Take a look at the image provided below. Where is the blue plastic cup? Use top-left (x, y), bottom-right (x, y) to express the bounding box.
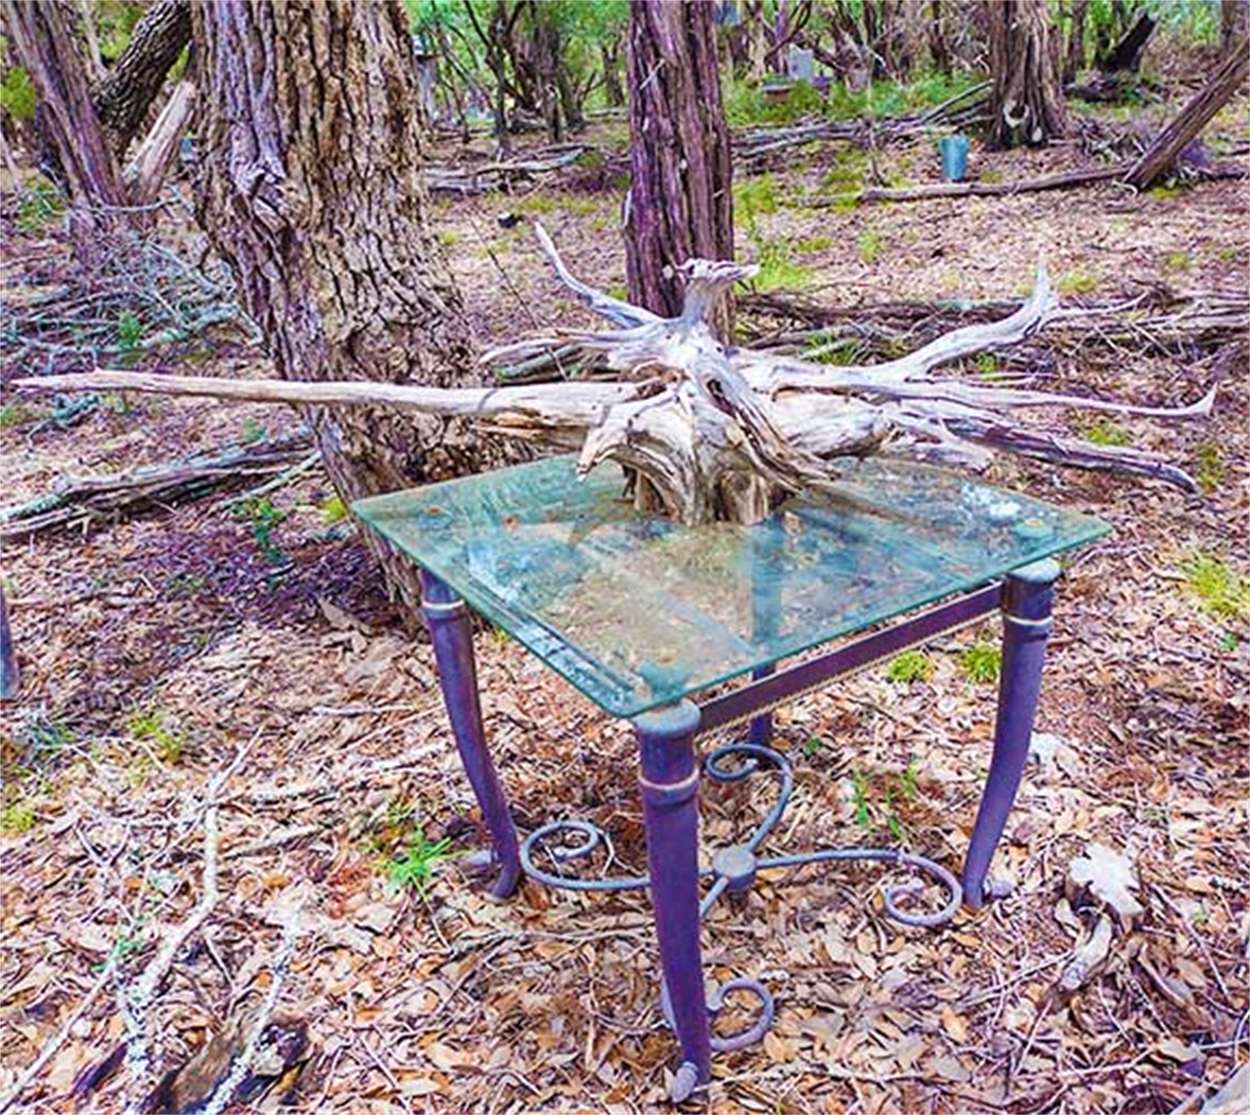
top-left (939, 135), bottom-right (970, 182)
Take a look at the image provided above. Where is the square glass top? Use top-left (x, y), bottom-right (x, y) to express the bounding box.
top-left (354, 456), bottom-right (1108, 719)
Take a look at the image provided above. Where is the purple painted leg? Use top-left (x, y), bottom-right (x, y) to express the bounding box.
top-left (635, 700), bottom-right (711, 1103)
top-left (963, 559), bottom-right (1060, 910)
top-left (0, 587), bottom-right (18, 702)
top-left (420, 570), bottom-right (521, 899)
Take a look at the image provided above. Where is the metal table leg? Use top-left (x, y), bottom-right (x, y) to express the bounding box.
top-left (962, 558), bottom-right (1060, 909)
top-left (0, 587), bottom-right (18, 702)
top-left (419, 570), bottom-right (521, 899)
top-left (634, 701), bottom-right (711, 1103)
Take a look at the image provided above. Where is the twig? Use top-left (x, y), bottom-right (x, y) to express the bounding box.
top-left (197, 916), bottom-right (302, 1115)
top-left (121, 805), bottom-right (221, 1106)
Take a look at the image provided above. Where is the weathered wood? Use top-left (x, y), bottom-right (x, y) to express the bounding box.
top-left (18, 224), bottom-right (1212, 525)
top-left (191, 0), bottom-right (523, 609)
top-left (625, 0), bottom-right (734, 336)
top-left (988, 0), bottom-right (1069, 147)
top-left (1124, 40), bottom-right (1250, 189)
top-left (126, 79), bottom-right (195, 205)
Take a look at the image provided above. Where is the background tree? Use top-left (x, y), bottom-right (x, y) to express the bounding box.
top-left (192, 0), bottom-right (517, 609)
top-left (3, 0), bottom-right (129, 227)
top-left (624, 0), bottom-right (734, 336)
top-left (987, 0), bottom-right (1068, 147)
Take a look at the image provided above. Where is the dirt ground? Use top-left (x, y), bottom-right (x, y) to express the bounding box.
top-left (2, 85), bottom-right (1248, 1115)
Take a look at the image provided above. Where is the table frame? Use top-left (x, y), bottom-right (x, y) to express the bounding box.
top-left (417, 558), bottom-right (1059, 1100)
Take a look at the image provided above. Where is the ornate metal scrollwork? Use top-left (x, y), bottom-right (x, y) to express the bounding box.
top-left (519, 739), bottom-right (963, 1053)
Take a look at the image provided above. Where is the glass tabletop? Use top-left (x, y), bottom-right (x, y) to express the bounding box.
top-left (354, 456), bottom-right (1109, 719)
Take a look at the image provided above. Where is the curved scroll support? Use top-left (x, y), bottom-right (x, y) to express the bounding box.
top-left (704, 742), bottom-right (794, 853)
top-left (519, 819), bottom-right (649, 892)
top-left (661, 976), bottom-right (777, 1054)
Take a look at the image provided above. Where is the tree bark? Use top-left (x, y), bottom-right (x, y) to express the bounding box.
top-left (625, 0), bottom-right (734, 337)
top-left (191, 0), bottom-right (519, 609)
top-left (1222, 0), bottom-right (1249, 56)
top-left (3, 0), bottom-right (130, 224)
top-left (1064, 0), bottom-right (1089, 84)
top-left (987, 0), bottom-right (1069, 148)
top-left (93, 0), bottom-right (191, 158)
top-left (1124, 39), bottom-right (1250, 189)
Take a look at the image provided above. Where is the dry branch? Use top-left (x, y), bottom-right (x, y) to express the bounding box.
top-left (0, 430), bottom-right (316, 540)
top-left (15, 224), bottom-right (1212, 525)
top-left (1125, 38), bottom-right (1250, 189)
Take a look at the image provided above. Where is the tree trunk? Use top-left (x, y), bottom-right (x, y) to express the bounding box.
top-left (600, 41), bottom-right (625, 107)
top-left (3, 0), bottom-right (129, 225)
top-left (1064, 0), bottom-right (1089, 84)
top-left (1124, 39), bottom-right (1249, 189)
top-left (928, 0), bottom-right (951, 71)
top-left (625, 0), bottom-right (734, 338)
top-left (987, 0), bottom-right (1069, 148)
top-left (191, 0), bottom-right (519, 610)
top-left (1097, 13), bottom-right (1155, 73)
top-left (1221, 0), bottom-right (1248, 55)
top-left (93, 0), bottom-right (191, 159)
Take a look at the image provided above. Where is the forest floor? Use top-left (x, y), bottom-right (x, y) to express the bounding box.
top-left (2, 81), bottom-right (1248, 1115)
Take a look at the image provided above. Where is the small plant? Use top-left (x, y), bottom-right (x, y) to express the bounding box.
top-left (1083, 420), bottom-right (1134, 447)
top-left (975, 352), bottom-right (1002, 382)
top-left (733, 173), bottom-right (779, 220)
top-left (802, 735), bottom-right (827, 759)
top-left (1183, 553), bottom-right (1250, 622)
top-left (959, 641), bottom-right (1002, 684)
top-left (16, 179), bottom-right (65, 236)
top-left (320, 494), bottom-right (349, 524)
top-left (1193, 442), bottom-right (1224, 495)
top-left (1, 799), bottom-right (36, 836)
top-left (857, 229), bottom-right (884, 265)
top-left (899, 756), bottom-right (920, 802)
top-left (0, 403), bottom-right (44, 429)
top-left (385, 823), bottom-right (456, 896)
top-left (125, 705), bottom-right (186, 764)
top-left (885, 650), bottom-right (933, 684)
top-left (1164, 251), bottom-right (1192, 272)
top-left (116, 310), bottom-right (144, 351)
top-left (239, 418), bottom-right (267, 444)
top-left (794, 234), bottom-right (833, 254)
top-left (235, 496), bottom-right (289, 566)
top-left (850, 770), bottom-right (872, 829)
top-left (1058, 271), bottom-right (1098, 297)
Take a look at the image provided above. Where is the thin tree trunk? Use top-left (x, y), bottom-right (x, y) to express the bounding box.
top-left (928, 0), bottom-right (950, 70)
top-left (1064, 0), bottom-right (1089, 83)
top-left (3, 0), bottom-right (129, 226)
top-left (1124, 39), bottom-right (1249, 189)
top-left (625, 0), bottom-right (734, 337)
top-left (93, 0), bottom-right (191, 159)
top-left (988, 0), bottom-right (1069, 148)
top-left (192, 0), bottom-right (520, 610)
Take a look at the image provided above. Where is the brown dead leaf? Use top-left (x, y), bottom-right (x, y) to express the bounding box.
top-left (939, 1004), bottom-right (969, 1044)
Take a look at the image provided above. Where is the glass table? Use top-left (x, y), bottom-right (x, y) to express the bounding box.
top-left (354, 455), bottom-right (1108, 1100)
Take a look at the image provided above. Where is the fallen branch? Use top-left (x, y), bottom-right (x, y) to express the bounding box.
top-left (424, 145), bottom-right (590, 193)
top-left (0, 429), bottom-right (316, 540)
top-left (119, 805), bottom-right (221, 1099)
top-left (808, 161), bottom-right (1248, 207)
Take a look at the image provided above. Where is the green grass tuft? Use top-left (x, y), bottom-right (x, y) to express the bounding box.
top-left (885, 650), bottom-right (933, 684)
top-left (959, 642), bottom-right (1002, 684)
top-left (1183, 553), bottom-right (1250, 622)
top-left (1082, 420), bottom-right (1134, 447)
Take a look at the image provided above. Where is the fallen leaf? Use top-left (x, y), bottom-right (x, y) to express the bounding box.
top-left (1067, 843), bottom-right (1144, 918)
top-left (939, 1004), bottom-right (969, 1044)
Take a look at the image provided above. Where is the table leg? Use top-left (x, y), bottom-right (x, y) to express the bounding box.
top-left (963, 559), bottom-right (1060, 910)
top-left (419, 570), bottom-right (521, 899)
top-left (635, 700), bottom-right (711, 1102)
top-left (0, 587), bottom-right (18, 701)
